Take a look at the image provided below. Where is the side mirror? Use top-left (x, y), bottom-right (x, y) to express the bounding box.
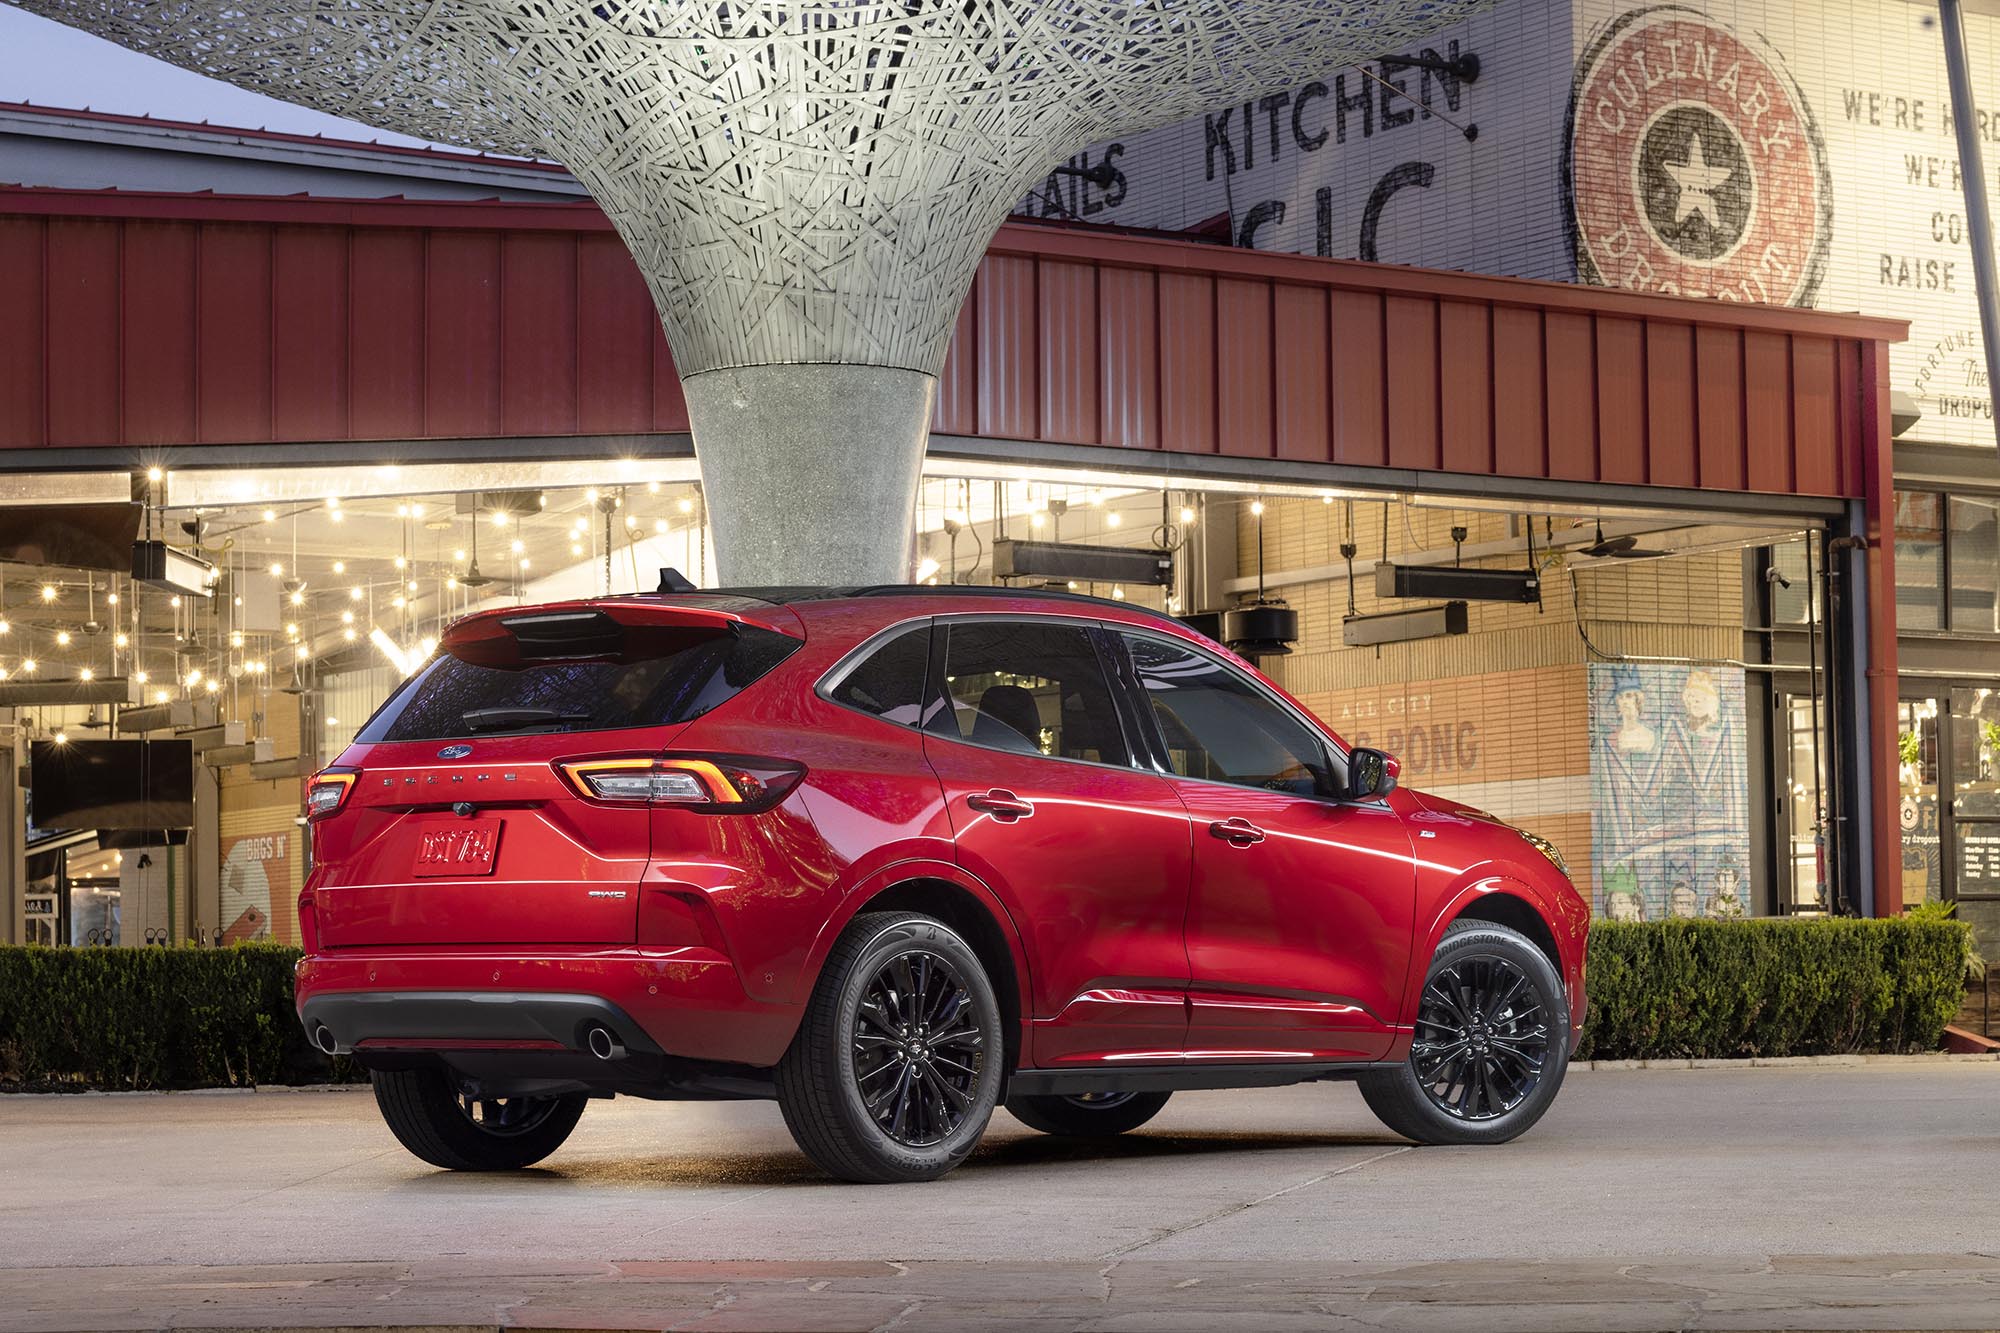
top-left (1346, 747), bottom-right (1399, 802)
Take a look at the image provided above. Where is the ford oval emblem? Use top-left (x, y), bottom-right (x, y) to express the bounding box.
top-left (437, 744), bottom-right (473, 759)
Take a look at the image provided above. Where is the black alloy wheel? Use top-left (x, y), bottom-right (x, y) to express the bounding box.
top-left (1409, 954), bottom-right (1550, 1121)
top-left (776, 910), bottom-right (1005, 1183)
top-left (851, 947), bottom-right (986, 1147)
top-left (1357, 920), bottom-right (1570, 1146)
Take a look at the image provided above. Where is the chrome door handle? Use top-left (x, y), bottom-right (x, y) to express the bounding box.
top-left (1209, 818), bottom-right (1266, 846)
top-left (968, 789), bottom-right (1035, 821)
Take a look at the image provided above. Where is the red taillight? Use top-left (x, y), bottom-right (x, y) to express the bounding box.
top-left (557, 754), bottom-right (803, 812)
top-left (305, 769), bottom-right (356, 820)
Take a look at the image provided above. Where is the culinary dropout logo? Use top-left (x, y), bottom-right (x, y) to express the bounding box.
top-left (1563, 6), bottom-right (1831, 306)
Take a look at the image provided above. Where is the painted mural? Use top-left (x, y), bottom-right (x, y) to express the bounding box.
top-left (1588, 662), bottom-right (1751, 920)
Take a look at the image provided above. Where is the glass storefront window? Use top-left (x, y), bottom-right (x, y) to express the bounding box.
top-left (1895, 491), bottom-right (1944, 631)
top-left (1769, 541), bottom-right (1817, 626)
top-left (1950, 497), bottom-right (2000, 634)
top-left (1898, 698), bottom-right (1944, 907)
top-left (1951, 687), bottom-right (2000, 818)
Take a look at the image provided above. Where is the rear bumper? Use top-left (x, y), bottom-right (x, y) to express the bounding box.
top-left (294, 945), bottom-right (803, 1068)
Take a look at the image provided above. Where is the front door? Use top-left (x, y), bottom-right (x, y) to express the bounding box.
top-left (1110, 629), bottom-right (1415, 1063)
top-left (922, 617), bottom-right (1192, 1067)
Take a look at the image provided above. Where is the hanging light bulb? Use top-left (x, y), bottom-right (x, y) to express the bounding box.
top-left (40, 584), bottom-right (57, 602)
top-left (134, 670), bottom-right (149, 685)
top-left (79, 667), bottom-right (94, 682)
top-left (113, 632), bottom-right (128, 649)
top-left (332, 561), bottom-right (346, 574)
top-left (268, 562), bottom-right (284, 577)
top-left (1250, 500), bottom-right (1266, 516)
top-left (1180, 507), bottom-right (1196, 525)
top-left (20, 659), bottom-right (35, 673)
top-left (55, 630), bottom-right (71, 647)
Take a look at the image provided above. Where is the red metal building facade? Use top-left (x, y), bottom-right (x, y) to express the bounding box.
top-left (0, 185), bottom-right (1907, 910)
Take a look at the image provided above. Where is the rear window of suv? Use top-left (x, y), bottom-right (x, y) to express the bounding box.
top-left (355, 622), bottom-right (800, 742)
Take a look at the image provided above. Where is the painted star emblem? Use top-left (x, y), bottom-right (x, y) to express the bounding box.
top-left (1665, 134), bottom-right (1734, 229)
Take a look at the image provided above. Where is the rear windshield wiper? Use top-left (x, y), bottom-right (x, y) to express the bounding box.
top-left (459, 707), bottom-right (595, 733)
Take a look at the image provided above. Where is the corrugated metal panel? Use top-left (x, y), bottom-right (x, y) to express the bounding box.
top-left (1273, 284), bottom-right (1328, 463)
top-left (46, 218), bottom-right (120, 446)
top-left (1644, 322), bottom-right (1696, 490)
top-left (1036, 259), bottom-right (1098, 445)
top-left (1329, 289), bottom-right (1383, 468)
top-left (1438, 301), bottom-right (1492, 476)
top-left (1216, 278), bottom-right (1272, 459)
top-left (501, 232), bottom-right (578, 437)
top-left (121, 221), bottom-right (197, 445)
top-left (348, 228), bottom-right (426, 440)
top-left (1158, 272), bottom-right (1215, 454)
top-left (1594, 317), bottom-right (1646, 486)
top-left (0, 218), bottom-right (45, 448)
top-left (425, 231), bottom-right (502, 439)
top-left (1744, 330), bottom-right (1792, 493)
top-left (1694, 325), bottom-right (1745, 492)
top-left (975, 255), bottom-right (1037, 440)
top-left (1096, 266), bottom-right (1157, 449)
top-left (1492, 306), bottom-right (1545, 480)
top-left (0, 196), bottom-right (1902, 506)
top-left (575, 232), bottom-right (653, 436)
top-left (272, 226), bottom-right (349, 442)
top-left (197, 223), bottom-right (272, 443)
top-left (1385, 296), bottom-right (1439, 472)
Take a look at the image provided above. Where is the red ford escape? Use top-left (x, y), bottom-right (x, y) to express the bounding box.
top-left (297, 584), bottom-right (1588, 1183)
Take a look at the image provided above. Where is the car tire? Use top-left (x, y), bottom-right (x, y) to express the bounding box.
top-left (1358, 920), bottom-right (1570, 1146)
top-left (776, 910), bottom-right (1005, 1183)
top-left (1005, 1090), bottom-right (1171, 1137)
top-left (370, 1066), bottom-right (588, 1170)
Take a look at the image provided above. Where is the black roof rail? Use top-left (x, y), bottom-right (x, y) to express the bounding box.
top-left (636, 581), bottom-right (1178, 620)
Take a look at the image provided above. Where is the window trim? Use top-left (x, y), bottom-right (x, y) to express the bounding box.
top-left (813, 615), bottom-right (936, 728)
top-left (920, 612), bottom-right (1147, 773)
top-left (1109, 624), bottom-right (1353, 800)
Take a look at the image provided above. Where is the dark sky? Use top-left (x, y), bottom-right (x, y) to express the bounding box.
top-left (0, 4), bottom-right (440, 146)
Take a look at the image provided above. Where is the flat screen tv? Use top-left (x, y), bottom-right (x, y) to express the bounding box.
top-left (29, 739), bottom-right (195, 830)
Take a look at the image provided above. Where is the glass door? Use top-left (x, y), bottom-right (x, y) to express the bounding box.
top-left (1898, 697), bottom-right (1945, 909)
top-left (1780, 695), bottom-right (1830, 913)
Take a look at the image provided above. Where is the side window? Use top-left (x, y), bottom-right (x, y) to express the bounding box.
top-left (934, 621), bottom-right (1129, 766)
top-left (1121, 633), bottom-right (1335, 795)
top-left (827, 625), bottom-right (931, 726)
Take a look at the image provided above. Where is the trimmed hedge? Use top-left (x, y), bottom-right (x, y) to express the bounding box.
top-left (0, 916), bottom-right (1976, 1089)
top-left (0, 943), bottom-right (355, 1092)
top-left (1578, 917), bottom-right (1972, 1060)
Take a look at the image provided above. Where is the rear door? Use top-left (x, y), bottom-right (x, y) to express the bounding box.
top-left (921, 617), bottom-right (1193, 1066)
top-left (311, 603), bottom-right (801, 947)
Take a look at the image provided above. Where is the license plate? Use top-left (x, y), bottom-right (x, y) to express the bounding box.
top-left (411, 819), bottom-right (502, 878)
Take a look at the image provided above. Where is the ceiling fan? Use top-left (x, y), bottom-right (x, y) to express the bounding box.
top-left (460, 517), bottom-right (495, 589)
top-left (1579, 521), bottom-right (1669, 560)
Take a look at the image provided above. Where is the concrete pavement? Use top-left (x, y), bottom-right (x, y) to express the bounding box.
top-left (3, 1062), bottom-right (2000, 1329)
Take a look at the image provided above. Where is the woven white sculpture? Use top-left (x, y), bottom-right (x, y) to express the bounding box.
top-left (27, 0), bottom-right (1491, 580)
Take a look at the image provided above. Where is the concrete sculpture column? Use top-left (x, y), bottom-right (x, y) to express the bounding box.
top-left (24, 0), bottom-right (1493, 583)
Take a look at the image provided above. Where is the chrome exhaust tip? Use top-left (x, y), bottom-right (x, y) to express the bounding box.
top-left (585, 1026), bottom-right (626, 1061)
top-left (312, 1024), bottom-right (340, 1056)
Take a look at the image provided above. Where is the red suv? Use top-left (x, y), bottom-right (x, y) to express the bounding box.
top-left (298, 585), bottom-right (1588, 1183)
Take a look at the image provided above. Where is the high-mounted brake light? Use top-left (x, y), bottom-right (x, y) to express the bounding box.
top-left (305, 770), bottom-right (356, 820)
top-left (557, 755), bottom-right (803, 812)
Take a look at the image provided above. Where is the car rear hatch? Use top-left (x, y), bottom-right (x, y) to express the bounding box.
top-left (309, 598), bottom-right (803, 948)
